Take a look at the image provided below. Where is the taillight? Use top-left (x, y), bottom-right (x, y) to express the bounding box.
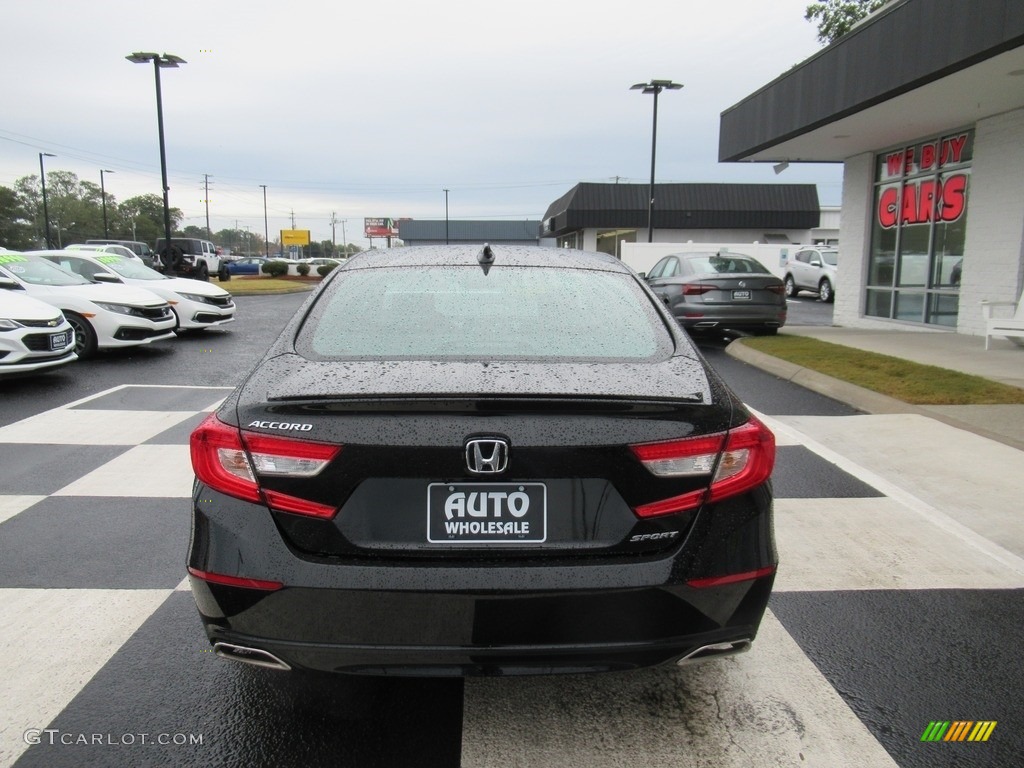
top-left (766, 284), bottom-right (785, 295)
top-left (629, 416), bottom-right (775, 518)
top-left (187, 566), bottom-right (283, 591)
top-left (190, 413), bottom-right (342, 518)
top-left (682, 284), bottom-right (718, 296)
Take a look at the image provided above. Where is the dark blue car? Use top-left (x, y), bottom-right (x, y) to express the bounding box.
top-left (224, 257), bottom-right (269, 276)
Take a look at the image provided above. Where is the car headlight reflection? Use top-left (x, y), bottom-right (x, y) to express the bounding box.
top-left (176, 292), bottom-right (215, 305)
top-left (94, 301), bottom-right (146, 318)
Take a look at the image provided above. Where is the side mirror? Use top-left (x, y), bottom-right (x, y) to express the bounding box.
top-left (94, 273), bottom-right (122, 284)
top-left (0, 277), bottom-right (22, 290)
top-left (810, 260), bottom-right (821, 268)
top-left (637, 272), bottom-right (647, 279)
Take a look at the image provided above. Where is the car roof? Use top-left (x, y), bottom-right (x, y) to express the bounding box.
top-left (345, 245), bottom-right (628, 272)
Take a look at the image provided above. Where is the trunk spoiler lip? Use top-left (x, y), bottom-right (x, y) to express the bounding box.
top-left (260, 393), bottom-right (706, 408)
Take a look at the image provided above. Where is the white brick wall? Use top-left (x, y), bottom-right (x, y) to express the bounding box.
top-left (959, 108), bottom-right (1024, 335)
top-left (833, 153), bottom-right (877, 327)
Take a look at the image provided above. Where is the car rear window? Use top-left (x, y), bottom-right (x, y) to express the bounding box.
top-left (687, 255), bottom-right (770, 275)
top-left (296, 265), bottom-right (673, 361)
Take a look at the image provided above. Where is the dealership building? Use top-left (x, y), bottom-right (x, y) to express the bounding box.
top-left (719, 0), bottom-right (1024, 336)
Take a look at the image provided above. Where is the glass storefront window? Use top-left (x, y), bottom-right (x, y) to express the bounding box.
top-left (865, 289), bottom-right (894, 318)
top-left (867, 129), bottom-right (972, 326)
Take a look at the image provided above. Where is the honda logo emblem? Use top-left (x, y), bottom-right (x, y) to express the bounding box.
top-left (465, 438), bottom-right (509, 474)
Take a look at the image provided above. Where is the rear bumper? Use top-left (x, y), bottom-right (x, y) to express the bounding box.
top-left (187, 484), bottom-right (776, 676)
top-left (190, 576), bottom-right (773, 676)
top-left (670, 301), bottom-right (786, 332)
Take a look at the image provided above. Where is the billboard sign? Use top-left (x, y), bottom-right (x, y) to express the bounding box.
top-left (281, 229), bottom-right (311, 246)
top-left (364, 217), bottom-right (398, 237)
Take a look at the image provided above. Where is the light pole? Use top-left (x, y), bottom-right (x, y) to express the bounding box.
top-left (39, 152), bottom-right (55, 248)
top-left (127, 51), bottom-right (186, 270)
top-left (630, 79), bottom-right (683, 243)
top-left (443, 188), bottom-right (450, 245)
top-left (260, 184), bottom-right (269, 257)
top-left (100, 169), bottom-right (115, 238)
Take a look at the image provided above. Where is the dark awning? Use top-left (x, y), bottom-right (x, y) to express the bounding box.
top-left (541, 182), bottom-right (820, 237)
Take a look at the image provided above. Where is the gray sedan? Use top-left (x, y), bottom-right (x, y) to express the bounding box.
top-left (644, 252), bottom-right (787, 335)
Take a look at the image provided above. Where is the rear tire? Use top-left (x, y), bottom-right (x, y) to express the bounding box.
top-left (819, 278), bottom-right (834, 303)
top-left (65, 312), bottom-right (98, 359)
top-left (197, 262), bottom-right (210, 281)
top-left (784, 275), bottom-right (798, 298)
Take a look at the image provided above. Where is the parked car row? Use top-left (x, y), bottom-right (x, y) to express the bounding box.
top-left (222, 255), bottom-right (346, 276)
top-left (0, 248), bottom-right (235, 376)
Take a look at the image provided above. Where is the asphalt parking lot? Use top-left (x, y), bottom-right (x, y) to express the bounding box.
top-left (2, 292), bottom-right (1021, 768)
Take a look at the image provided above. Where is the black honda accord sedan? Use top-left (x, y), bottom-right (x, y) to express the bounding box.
top-left (187, 244), bottom-right (777, 676)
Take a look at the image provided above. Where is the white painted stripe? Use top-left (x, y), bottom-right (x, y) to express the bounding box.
top-left (461, 610), bottom-right (898, 767)
top-left (0, 496), bottom-right (46, 526)
top-left (0, 410), bottom-right (196, 445)
top-left (748, 409), bottom-right (1024, 579)
top-left (0, 589), bottom-right (171, 767)
top-left (774, 498), bottom-right (1024, 591)
top-left (53, 445), bottom-right (193, 498)
top-left (38, 384), bottom-right (232, 412)
top-left (749, 410), bottom-right (800, 446)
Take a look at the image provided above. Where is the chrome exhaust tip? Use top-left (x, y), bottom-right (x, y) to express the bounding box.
top-left (676, 639), bottom-right (752, 666)
top-left (213, 642), bottom-right (291, 671)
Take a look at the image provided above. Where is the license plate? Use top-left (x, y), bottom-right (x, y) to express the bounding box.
top-left (49, 331), bottom-right (71, 351)
top-left (427, 482), bottom-right (546, 543)
top-left (732, 290), bottom-right (751, 300)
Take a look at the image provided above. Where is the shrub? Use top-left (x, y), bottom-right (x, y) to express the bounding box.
top-left (264, 260), bottom-right (289, 277)
top-left (296, 263), bottom-right (311, 276)
top-left (317, 264), bottom-right (337, 277)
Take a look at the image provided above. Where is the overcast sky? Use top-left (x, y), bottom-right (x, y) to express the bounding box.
top-left (1, 0), bottom-right (843, 247)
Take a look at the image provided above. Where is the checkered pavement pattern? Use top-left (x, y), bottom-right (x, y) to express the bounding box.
top-left (2, 385), bottom-right (1021, 768)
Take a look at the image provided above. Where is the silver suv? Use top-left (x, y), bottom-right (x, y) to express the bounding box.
top-left (784, 247), bottom-right (838, 303)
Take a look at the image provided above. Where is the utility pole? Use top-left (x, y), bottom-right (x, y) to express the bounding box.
top-left (259, 185), bottom-right (269, 257)
top-left (330, 212), bottom-right (338, 255)
top-left (341, 220), bottom-right (347, 256)
top-left (203, 174), bottom-right (212, 238)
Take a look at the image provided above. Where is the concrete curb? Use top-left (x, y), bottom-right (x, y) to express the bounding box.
top-left (726, 338), bottom-right (1024, 452)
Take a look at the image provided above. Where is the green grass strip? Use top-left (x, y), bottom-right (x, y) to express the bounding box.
top-left (740, 335), bottom-right (1024, 405)
top-left (213, 277), bottom-right (314, 295)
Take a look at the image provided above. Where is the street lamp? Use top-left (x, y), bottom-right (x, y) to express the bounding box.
top-left (260, 185), bottom-right (269, 257)
top-left (39, 152), bottom-right (55, 248)
top-left (100, 169), bottom-right (115, 238)
top-left (126, 51), bottom-right (186, 271)
top-left (630, 79), bottom-right (683, 243)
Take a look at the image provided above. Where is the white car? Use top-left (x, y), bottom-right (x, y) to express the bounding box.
top-left (0, 252), bottom-right (175, 358)
top-left (784, 246), bottom-right (839, 304)
top-left (66, 243), bottom-right (142, 262)
top-left (34, 250), bottom-right (235, 332)
top-left (0, 290), bottom-right (77, 375)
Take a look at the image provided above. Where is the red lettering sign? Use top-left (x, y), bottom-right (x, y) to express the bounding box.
top-left (878, 187), bottom-right (899, 228)
top-left (877, 174), bottom-right (968, 229)
top-left (886, 152), bottom-right (905, 178)
top-left (943, 134), bottom-right (968, 166)
top-left (919, 142), bottom-right (936, 171)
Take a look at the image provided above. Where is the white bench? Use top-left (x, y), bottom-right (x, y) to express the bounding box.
top-left (982, 288), bottom-right (1024, 350)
